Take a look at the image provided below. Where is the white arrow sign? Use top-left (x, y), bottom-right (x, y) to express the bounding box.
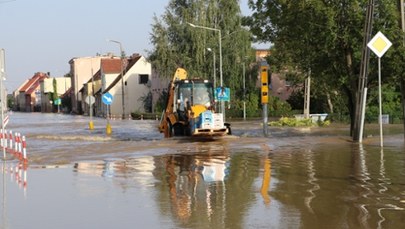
top-left (102, 92), bottom-right (113, 105)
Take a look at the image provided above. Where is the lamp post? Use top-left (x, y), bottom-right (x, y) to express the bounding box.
top-left (187, 23), bottom-right (225, 122)
top-left (207, 48), bottom-right (218, 111)
top-left (206, 48), bottom-right (216, 88)
top-left (107, 39), bottom-right (125, 119)
top-left (0, 49), bottom-right (4, 159)
top-left (243, 59), bottom-right (246, 121)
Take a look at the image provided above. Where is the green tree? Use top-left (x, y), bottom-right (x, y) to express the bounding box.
top-left (52, 78), bottom-right (58, 101)
top-left (148, 0), bottom-right (253, 117)
top-left (366, 84), bottom-right (402, 123)
top-left (245, 0), bottom-right (405, 134)
top-left (139, 91), bottom-right (153, 113)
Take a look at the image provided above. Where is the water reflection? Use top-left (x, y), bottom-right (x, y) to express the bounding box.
top-left (3, 131), bottom-right (405, 227)
top-left (304, 149), bottom-right (319, 214)
top-left (67, 140), bottom-right (405, 228)
top-left (352, 143), bottom-right (372, 228)
top-left (74, 160), bottom-right (116, 178)
top-left (1, 161), bottom-right (28, 196)
top-left (264, 139), bottom-right (405, 228)
top-left (162, 152), bottom-right (231, 225)
top-left (2, 161), bottom-right (8, 229)
top-left (376, 148), bottom-right (405, 229)
top-left (3, 112), bottom-right (405, 228)
top-left (2, 160), bottom-right (28, 229)
top-left (151, 144), bottom-right (231, 227)
top-left (260, 156), bottom-right (271, 206)
top-left (70, 145), bottom-right (270, 228)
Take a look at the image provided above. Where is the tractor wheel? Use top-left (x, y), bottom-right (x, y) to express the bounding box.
top-left (225, 123), bottom-right (232, 135)
top-left (173, 124), bottom-right (185, 136)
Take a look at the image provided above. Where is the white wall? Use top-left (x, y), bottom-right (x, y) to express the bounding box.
top-left (109, 56), bottom-right (151, 117)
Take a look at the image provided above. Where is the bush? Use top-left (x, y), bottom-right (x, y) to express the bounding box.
top-left (268, 96), bottom-right (293, 117)
top-left (269, 116), bottom-right (330, 127)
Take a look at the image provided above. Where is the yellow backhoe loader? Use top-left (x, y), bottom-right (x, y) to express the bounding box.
top-left (158, 68), bottom-right (231, 138)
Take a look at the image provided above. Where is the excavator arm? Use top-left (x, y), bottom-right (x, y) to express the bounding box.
top-left (158, 68), bottom-right (187, 137)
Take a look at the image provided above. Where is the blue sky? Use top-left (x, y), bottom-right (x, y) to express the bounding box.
top-left (0, 0), bottom-right (267, 91)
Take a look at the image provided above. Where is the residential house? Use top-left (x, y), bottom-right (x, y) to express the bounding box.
top-left (40, 77), bottom-right (71, 112)
top-left (102, 54), bottom-right (151, 118)
top-left (256, 49), bottom-right (271, 62)
top-left (12, 79), bottom-right (28, 111)
top-left (69, 54), bottom-right (117, 114)
top-left (81, 58), bottom-right (121, 116)
top-left (270, 73), bottom-right (293, 101)
top-left (15, 72), bottom-right (48, 112)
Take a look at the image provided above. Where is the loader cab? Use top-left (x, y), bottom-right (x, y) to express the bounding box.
top-left (176, 79), bottom-right (215, 114)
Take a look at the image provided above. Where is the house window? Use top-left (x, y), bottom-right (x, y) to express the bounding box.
top-left (139, 74), bottom-right (149, 84)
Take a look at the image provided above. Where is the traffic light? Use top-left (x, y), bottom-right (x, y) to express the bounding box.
top-left (260, 65), bottom-right (269, 104)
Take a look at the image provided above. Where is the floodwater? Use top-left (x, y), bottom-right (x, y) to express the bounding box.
top-left (1, 112), bottom-right (405, 228)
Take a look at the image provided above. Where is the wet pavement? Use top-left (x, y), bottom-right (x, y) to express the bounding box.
top-left (1, 112), bottom-right (405, 228)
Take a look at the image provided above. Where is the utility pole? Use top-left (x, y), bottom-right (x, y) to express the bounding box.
top-left (0, 49), bottom-right (5, 159)
top-left (303, 71), bottom-right (311, 119)
top-left (243, 59), bottom-right (246, 120)
top-left (400, 0), bottom-right (405, 139)
top-left (107, 39), bottom-right (125, 119)
top-left (353, 0), bottom-right (374, 141)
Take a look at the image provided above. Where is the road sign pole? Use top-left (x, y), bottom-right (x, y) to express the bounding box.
top-left (102, 92), bottom-right (114, 135)
top-left (367, 31), bottom-right (392, 148)
top-left (378, 57), bottom-right (383, 147)
top-left (85, 95), bottom-right (95, 130)
top-left (89, 96), bottom-right (94, 130)
top-left (106, 104), bottom-right (112, 135)
top-left (263, 104), bottom-right (268, 136)
top-left (1, 49), bottom-right (6, 159)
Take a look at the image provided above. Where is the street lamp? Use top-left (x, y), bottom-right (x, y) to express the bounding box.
top-left (0, 49), bottom-right (5, 159)
top-left (207, 48), bottom-right (218, 112)
top-left (107, 39), bottom-right (125, 119)
top-left (243, 59), bottom-right (246, 121)
top-left (187, 22), bottom-right (225, 122)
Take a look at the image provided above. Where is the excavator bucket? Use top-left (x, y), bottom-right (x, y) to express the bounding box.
top-left (173, 68), bottom-right (187, 81)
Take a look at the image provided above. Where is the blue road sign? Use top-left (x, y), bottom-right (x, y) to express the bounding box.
top-left (215, 87), bottom-right (230, 102)
top-left (54, 98), bottom-right (61, 105)
top-left (102, 92), bottom-right (114, 105)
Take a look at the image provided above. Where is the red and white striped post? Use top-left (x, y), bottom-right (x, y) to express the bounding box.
top-left (18, 133), bottom-right (22, 156)
top-left (22, 136), bottom-right (27, 163)
top-left (23, 166), bottom-right (27, 195)
top-left (14, 132), bottom-right (18, 154)
top-left (0, 129), bottom-right (3, 148)
top-left (4, 129), bottom-right (7, 149)
top-left (9, 130), bottom-right (13, 151)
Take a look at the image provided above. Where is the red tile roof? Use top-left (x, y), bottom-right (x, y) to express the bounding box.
top-left (25, 82), bottom-right (40, 95)
top-left (104, 55), bottom-right (142, 92)
top-left (89, 58), bottom-right (122, 82)
top-left (101, 58), bottom-right (122, 74)
top-left (19, 72), bottom-right (48, 94)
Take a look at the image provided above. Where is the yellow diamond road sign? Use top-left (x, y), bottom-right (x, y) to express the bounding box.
top-left (367, 31), bottom-right (392, 58)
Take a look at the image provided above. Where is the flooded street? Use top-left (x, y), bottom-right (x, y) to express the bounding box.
top-left (1, 112), bottom-right (405, 228)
